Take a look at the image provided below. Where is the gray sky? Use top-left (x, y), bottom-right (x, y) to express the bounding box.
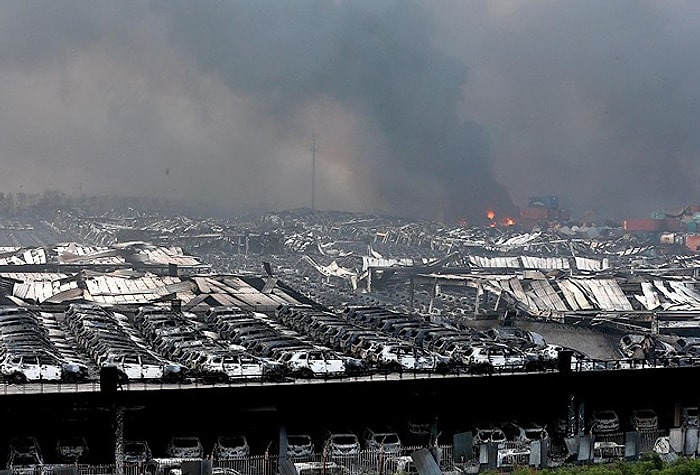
top-left (1, 0), bottom-right (699, 223)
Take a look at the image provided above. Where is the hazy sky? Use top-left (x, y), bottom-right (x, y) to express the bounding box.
top-left (1, 0), bottom-right (699, 223)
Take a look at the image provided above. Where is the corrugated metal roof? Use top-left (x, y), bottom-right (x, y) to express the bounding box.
top-left (0, 272), bottom-right (69, 281)
top-left (190, 275), bottom-right (302, 311)
top-left (141, 246), bottom-right (202, 266)
top-left (528, 279), bottom-right (569, 312)
top-left (573, 278), bottom-right (634, 311)
top-left (468, 256), bottom-right (521, 268)
top-left (83, 274), bottom-right (196, 305)
top-left (635, 282), bottom-right (662, 311)
top-left (655, 280), bottom-right (700, 309)
top-left (558, 279), bottom-right (595, 311)
top-left (362, 256), bottom-right (432, 272)
top-left (56, 243), bottom-right (124, 265)
top-left (498, 277), bottom-right (530, 306)
top-left (520, 256), bottom-right (571, 270)
top-left (574, 256), bottom-right (609, 272)
top-left (13, 279), bottom-right (80, 303)
top-left (0, 247), bottom-right (47, 265)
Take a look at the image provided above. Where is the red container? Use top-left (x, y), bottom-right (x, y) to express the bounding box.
top-left (623, 218), bottom-right (667, 232)
top-left (520, 207), bottom-right (548, 220)
top-left (685, 234), bottom-right (700, 252)
top-left (665, 219), bottom-right (683, 232)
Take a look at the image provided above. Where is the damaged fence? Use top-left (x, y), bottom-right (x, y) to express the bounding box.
top-left (10, 433), bottom-right (683, 475)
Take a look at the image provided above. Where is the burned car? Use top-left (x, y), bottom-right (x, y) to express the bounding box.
top-left (322, 430), bottom-right (361, 457)
top-left (362, 427), bottom-right (402, 455)
top-left (285, 433), bottom-right (315, 459)
top-left (123, 440), bottom-right (152, 464)
top-left (588, 409), bottom-right (620, 434)
top-left (459, 343), bottom-right (528, 374)
top-left (618, 334), bottom-right (676, 361)
top-left (629, 408), bottom-right (659, 432)
top-left (0, 351), bottom-right (63, 384)
top-left (276, 348), bottom-right (347, 378)
top-left (472, 425), bottom-right (508, 447)
top-left (212, 435), bottom-right (250, 460)
top-left (165, 435), bottom-right (204, 459)
top-left (6, 436), bottom-right (44, 469)
top-left (56, 434), bottom-right (89, 462)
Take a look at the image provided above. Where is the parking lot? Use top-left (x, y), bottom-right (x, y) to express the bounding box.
top-left (1, 208), bottom-right (700, 472)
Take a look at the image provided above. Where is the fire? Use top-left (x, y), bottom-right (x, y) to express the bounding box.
top-left (484, 210), bottom-right (514, 227)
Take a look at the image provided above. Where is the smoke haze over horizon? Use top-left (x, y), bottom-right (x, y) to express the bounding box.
top-left (1, 1), bottom-right (699, 223)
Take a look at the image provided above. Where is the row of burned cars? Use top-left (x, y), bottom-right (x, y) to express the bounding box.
top-left (0, 301), bottom-right (600, 385)
top-left (0, 301), bottom-right (585, 385)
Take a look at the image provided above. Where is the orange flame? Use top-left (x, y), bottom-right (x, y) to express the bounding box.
top-left (486, 210), bottom-right (495, 220)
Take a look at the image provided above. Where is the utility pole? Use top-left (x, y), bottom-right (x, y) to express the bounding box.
top-left (311, 134), bottom-right (318, 210)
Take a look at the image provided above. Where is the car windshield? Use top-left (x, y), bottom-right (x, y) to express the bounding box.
top-left (125, 443), bottom-right (147, 454)
top-left (330, 435), bottom-right (357, 445)
top-left (374, 433), bottom-right (400, 444)
top-left (172, 437), bottom-right (199, 448)
top-left (288, 435), bottom-right (312, 445)
top-left (10, 454), bottom-right (41, 466)
top-left (219, 436), bottom-right (246, 447)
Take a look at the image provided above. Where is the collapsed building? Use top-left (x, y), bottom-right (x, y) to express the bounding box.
top-left (2, 206), bottom-right (700, 471)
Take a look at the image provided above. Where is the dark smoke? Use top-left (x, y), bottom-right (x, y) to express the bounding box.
top-left (156, 0), bottom-right (514, 223)
top-left (3, 1), bottom-right (697, 223)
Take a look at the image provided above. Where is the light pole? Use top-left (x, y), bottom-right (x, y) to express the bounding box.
top-left (311, 134), bottom-right (318, 210)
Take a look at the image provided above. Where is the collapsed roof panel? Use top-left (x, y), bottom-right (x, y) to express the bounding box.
top-left (0, 247), bottom-right (47, 265)
top-left (528, 280), bottom-right (569, 312)
top-left (558, 279), bottom-right (596, 311)
top-left (566, 278), bottom-right (634, 311)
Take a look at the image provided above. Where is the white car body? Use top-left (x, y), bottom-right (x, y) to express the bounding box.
top-left (373, 343), bottom-right (440, 371)
top-left (278, 349), bottom-right (346, 378)
top-left (497, 446), bottom-right (531, 469)
top-left (462, 344), bottom-right (527, 372)
top-left (0, 353), bottom-right (62, 383)
top-left (100, 352), bottom-right (168, 380)
top-left (196, 352), bottom-right (268, 380)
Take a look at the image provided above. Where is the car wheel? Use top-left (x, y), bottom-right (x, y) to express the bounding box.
top-left (470, 363), bottom-right (493, 375)
top-left (11, 373), bottom-right (27, 384)
top-left (299, 368), bottom-right (315, 379)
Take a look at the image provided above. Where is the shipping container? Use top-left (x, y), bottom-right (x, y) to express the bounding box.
top-left (527, 197), bottom-right (544, 208)
top-left (542, 195), bottom-right (560, 209)
top-left (520, 207), bottom-right (549, 219)
top-left (623, 218), bottom-right (667, 232)
top-left (685, 234), bottom-right (700, 252)
top-left (665, 219), bottom-right (683, 232)
top-left (528, 195), bottom-right (560, 209)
